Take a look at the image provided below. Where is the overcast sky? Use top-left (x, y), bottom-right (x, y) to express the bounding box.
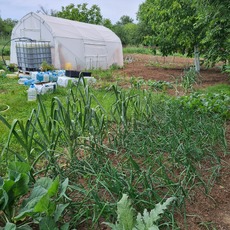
top-left (0, 0), bottom-right (144, 23)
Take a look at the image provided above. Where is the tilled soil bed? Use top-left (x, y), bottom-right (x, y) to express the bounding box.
top-left (119, 54), bottom-right (229, 87)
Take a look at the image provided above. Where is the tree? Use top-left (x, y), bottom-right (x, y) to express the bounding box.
top-left (137, 0), bottom-right (230, 68)
top-left (101, 18), bottom-right (113, 30)
top-left (112, 15), bottom-right (139, 46)
top-left (138, 0), bottom-right (204, 71)
top-left (116, 15), bottom-right (134, 26)
top-left (56, 3), bottom-right (102, 25)
top-left (197, 0), bottom-right (230, 65)
top-left (113, 25), bottom-right (128, 45)
top-left (0, 18), bottom-right (17, 37)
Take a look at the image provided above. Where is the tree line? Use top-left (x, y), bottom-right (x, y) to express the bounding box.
top-left (1, 0), bottom-right (229, 66)
top-left (0, 18), bottom-right (17, 37)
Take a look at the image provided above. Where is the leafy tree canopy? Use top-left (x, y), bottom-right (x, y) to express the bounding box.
top-left (137, 0), bottom-right (203, 56)
top-left (113, 15), bottom-right (140, 46)
top-left (116, 15), bottom-right (134, 26)
top-left (198, 0), bottom-right (230, 65)
top-left (101, 18), bottom-right (113, 29)
top-left (0, 18), bottom-right (17, 36)
top-left (137, 0), bottom-right (230, 65)
top-left (56, 3), bottom-right (103, 25)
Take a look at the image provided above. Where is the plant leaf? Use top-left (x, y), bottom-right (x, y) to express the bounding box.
top-left (8, 162), bottom-right (31, 178)
top-left (54, 203), bottom-right (69, 222)
top-left (14, 185), bottom-right (47, 220)
top-left (60, 223), bottom-right (70, 230)
top-left (39, 216), bottom-right (58, 230)
top-left (35, 177), bottom-right (53, 190)
top-left (149, 197), bottom-right (176, 222)
top-left (33, 193), bottom-right (56, 215)
top-left (58, 178), bottom-right (70, 200)
top-left (11, 173), bottom-right (30, 199)
top-left (47, 176), bottom-right (59, 197)
top-left (0, 188), bottom-right (9, 210)
top-left (116, 194), bottom-right (135, 230)
top-left (3, 222), bottom-right (16, 230)
top-left (134, 213), bottom-right (145, 230)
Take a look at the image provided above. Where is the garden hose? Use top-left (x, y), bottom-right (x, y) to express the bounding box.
top-left (1, 37), bottom-right (33, 68)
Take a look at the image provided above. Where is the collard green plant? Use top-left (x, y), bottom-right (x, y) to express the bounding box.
top-left (0, 161), bottom-right (70, 229)
top-left (14, 176), bottom-right (70, 229)
top-left (104, 194), bottom-right (176, 230)
top-left (176, 92), bottom-right (230, 119)
top-left (0, 162), bottom-right (30, 223)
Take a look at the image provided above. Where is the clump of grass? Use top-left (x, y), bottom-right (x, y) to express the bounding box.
top-left (181, 67), bottom-right (199, 92)
top-left (199, 84), bottom-right (230, 95)
top-left (91, 68), bottom-right (114, 81)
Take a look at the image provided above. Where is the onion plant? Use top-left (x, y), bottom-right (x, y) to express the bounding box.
top-left (0, 80), bottom-right (228, 229)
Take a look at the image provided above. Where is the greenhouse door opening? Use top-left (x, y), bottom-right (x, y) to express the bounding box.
top-left (85, 43), bottom-right (107, 69)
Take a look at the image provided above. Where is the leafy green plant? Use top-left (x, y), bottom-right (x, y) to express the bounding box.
top-left (147, 80), bottom-right (173, 91)
top-left (104, 194), bottom-right (176, 230)
top-left (40, 60), bottom-right (55, 71)
top-left (130, 77), bottom-right (145, 89)
top-left (14, 176), bottom-right (70, 230)
top-left (0, 162), bottom-right (31, 223)
top-left (0, 161), bottom-right (70, 229)
top-left (176, 92), bottom-right (230, 119)
top-left (222, 65), bottom-right (230, 73)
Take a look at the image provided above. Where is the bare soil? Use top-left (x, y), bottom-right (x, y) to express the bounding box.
top-left (119, 54), bottom-right (229, 87)
top-left (116, 54), bottom-right (230, 229)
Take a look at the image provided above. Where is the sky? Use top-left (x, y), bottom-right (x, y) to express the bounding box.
top-left (0, 0), bottom-right (144, 23)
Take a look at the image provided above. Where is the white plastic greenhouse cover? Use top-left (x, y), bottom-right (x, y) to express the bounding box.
top-left (10, 12), bottom-right (123, 70)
